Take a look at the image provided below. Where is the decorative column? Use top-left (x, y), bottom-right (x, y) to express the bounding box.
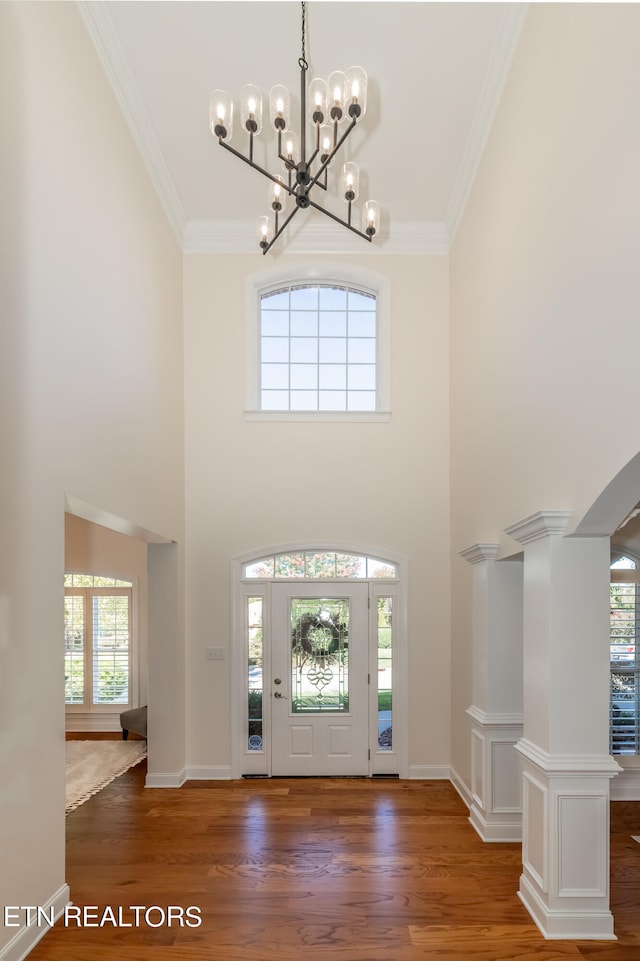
top-left (504, 511), bottom-right (621, 940)
top-left (460, 543), bottom-right (524, 842)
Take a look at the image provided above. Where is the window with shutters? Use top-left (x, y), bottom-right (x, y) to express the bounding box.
top-left (610, 555), bottom-right (640, 755)
top-left (64, 574), bottom-right (133, 712)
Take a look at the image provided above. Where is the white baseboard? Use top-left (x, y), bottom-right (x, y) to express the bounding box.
top-left (469, 804), bottom-right (522, 843)
top-left (65, 713), bottom-right (121, 733)
top-left (145, 768), bottom-right (187, 788)
top-left (518, 874), bottom-right (616, 940)
top-left (0, 884), bottom-right (69, 961)
top-left (449, 767), bottom-right (472, 808)
top-left (407, 764), bottom-right (451, 780)
top-left (185, 765), bottom-right (233, 780)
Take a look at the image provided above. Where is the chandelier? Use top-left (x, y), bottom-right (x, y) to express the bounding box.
top-left (210, 1), bottom-right (380, 254)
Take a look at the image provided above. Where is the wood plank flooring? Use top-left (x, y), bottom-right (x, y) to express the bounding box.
top-left (28, 763), bottom-right (640, 960)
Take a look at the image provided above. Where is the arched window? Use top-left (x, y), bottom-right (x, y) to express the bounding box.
top-left (245, 268), bottom-right (390, 420)
top-left (610, 554), bottom-right (640, 755)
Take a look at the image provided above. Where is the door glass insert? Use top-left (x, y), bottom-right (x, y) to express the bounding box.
top-left (247, 596), bottom-right (264, 751)
top-left (377, 596), bottom-right (393, 750)
top-left (291, 598), bottom-right (349, 713)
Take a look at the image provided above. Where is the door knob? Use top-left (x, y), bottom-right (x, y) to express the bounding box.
top-left (274, 691), bottom-right (287, 699)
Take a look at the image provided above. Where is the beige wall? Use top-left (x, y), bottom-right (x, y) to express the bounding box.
top-left (449, 4), bottom-right (640, 782)
top-left (0, 2), bottom-right (184, 952)
top-left (183, 252), bottom-right (451, 773)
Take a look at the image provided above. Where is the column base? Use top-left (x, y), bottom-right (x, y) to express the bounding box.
top-left (519, 874), bottom-right (616, 940)
top-left (467, 706), bottom-right (523, 842)
top-left (516, 739), bottom-right (621, 940)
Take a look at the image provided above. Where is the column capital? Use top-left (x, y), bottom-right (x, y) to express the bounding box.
top-left (504, 510), bottom-right (572, 545)
top-left (459, 542), bottom-right (499, 565)
top-left (515, 738), bottom-right (622, 778)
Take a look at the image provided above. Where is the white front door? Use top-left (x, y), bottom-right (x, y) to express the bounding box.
top-left (271, 582), bottom-right (370, 775)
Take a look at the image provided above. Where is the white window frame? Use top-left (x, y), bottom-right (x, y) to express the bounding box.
top-left (610, 553), bottom-right (640, 761)
top-left (245, 264), bottom-right (391, 422)
top-left (64, 580), bottom-right (135, 717)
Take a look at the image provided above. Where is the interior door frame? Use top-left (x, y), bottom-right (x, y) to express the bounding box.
top-left (231, 545), bottom-right (408, 779)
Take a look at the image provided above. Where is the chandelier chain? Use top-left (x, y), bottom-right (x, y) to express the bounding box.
top-left (299, 1), bottom-right (308, 70)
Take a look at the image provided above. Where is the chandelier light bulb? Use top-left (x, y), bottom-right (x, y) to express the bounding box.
top-left (269, 178), bottom-right (287, 213)
top-left (308, 78), bottom-right (327, 126)
top-left (269, 84), bottom-right (290, 131)
top-left (256, 216), bottom-right (274, 250)
top-left (210, 89), bottom-right (233, 140)
top-left (241, 84), bottom-right (263, 135)
top-left (362, 200), bottom-right (380, 238)
top-left (345, 67), bottom-right (367, 119)
top-left (327, 71), bottom-right (346, 124)
top-left (343, 162), bottom-right (360, 203)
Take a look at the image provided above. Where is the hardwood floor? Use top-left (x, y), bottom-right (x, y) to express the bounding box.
top-left (29, 764), bottom-right (640, 960)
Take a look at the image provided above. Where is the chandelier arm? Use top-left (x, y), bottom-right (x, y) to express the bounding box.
top-left (261, 205), bottom-right (301, 255)
top-left (218, 139), bottom-right (297, 198)
top-left (305, 196), bottom-right (372, 243)
top-left (306, 117), bottom-right (357, 192)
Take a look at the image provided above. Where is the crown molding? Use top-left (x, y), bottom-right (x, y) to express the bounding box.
top-left (76, 1), bottom-right (186, 244)
top-left (459, 542), bottom-right (499, 566)
top-left (183, 219), bottom-right (448, 255)
top-left (445, 3), bottom-right (528, 246)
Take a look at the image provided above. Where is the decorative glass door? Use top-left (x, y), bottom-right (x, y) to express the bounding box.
top-left (271, 582), bottom-right (369, 775)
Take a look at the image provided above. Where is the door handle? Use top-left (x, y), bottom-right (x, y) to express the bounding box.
top-left (274, 691), bottom-right (288, 699)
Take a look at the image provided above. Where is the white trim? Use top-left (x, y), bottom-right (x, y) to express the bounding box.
top-left (469, 806), bottom-right (523, 843)
top-left (504, 511), bottom-right (573, 546)
top-left (518, 875), bottom-right (617, 941)
top-left (245, 263), bottom-right (391, 418)
top-left (76, 2), bottom-right (186, 243)
top-left (515, 739), bottom-right (622, 778)
top-left (459, 543), bottom-right (499, 565)
top-left (145, 768), bottom-right (187, 788)
top-left (183, 219), bottom-right (448, 255)
top-left (446, 4), bottom-right (529, 245)
top-left (0, 884), bottom-right (70, 961)
top-left (408, 765), bottom-right (451, 780)
top-left (449, 767), bottom-right (473, 808)
top-left (466, 705), bottom-right (524, 727)
top-left (184, 765), bottom-right (233, 780)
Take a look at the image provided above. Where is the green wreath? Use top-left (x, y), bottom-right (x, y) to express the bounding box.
top-left (292, 610), bottom-right (348, 658)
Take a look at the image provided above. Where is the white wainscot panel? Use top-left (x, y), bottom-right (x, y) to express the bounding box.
top-left (492, 741), bottom-right (521, 812)
top-left (471, 728), bottom-right (485, 808)
top-left (558, 794), bottom-right (608, 897)
top-left (523, 771), bottom-right (547, 892)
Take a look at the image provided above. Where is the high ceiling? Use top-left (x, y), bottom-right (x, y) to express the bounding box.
top-left (79, 1), bottom-right (527, 253)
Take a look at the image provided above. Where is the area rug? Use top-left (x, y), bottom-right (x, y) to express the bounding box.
top-left (66, 740), bottom-right (146, 814)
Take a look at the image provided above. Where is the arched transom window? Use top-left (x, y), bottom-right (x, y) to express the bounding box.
top-left (243, 550), bottom-right (397, 579)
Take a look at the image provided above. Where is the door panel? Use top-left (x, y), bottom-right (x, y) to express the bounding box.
top-left (271, 582), bottom-right (369, 775)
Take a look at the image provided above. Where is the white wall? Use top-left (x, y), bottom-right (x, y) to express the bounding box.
top-left (0, 2), bottom-right (184, 954)
top-left (449, 4), bottom-right (640, 783)
top-left (183, 252), bottom-right (451, 774)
